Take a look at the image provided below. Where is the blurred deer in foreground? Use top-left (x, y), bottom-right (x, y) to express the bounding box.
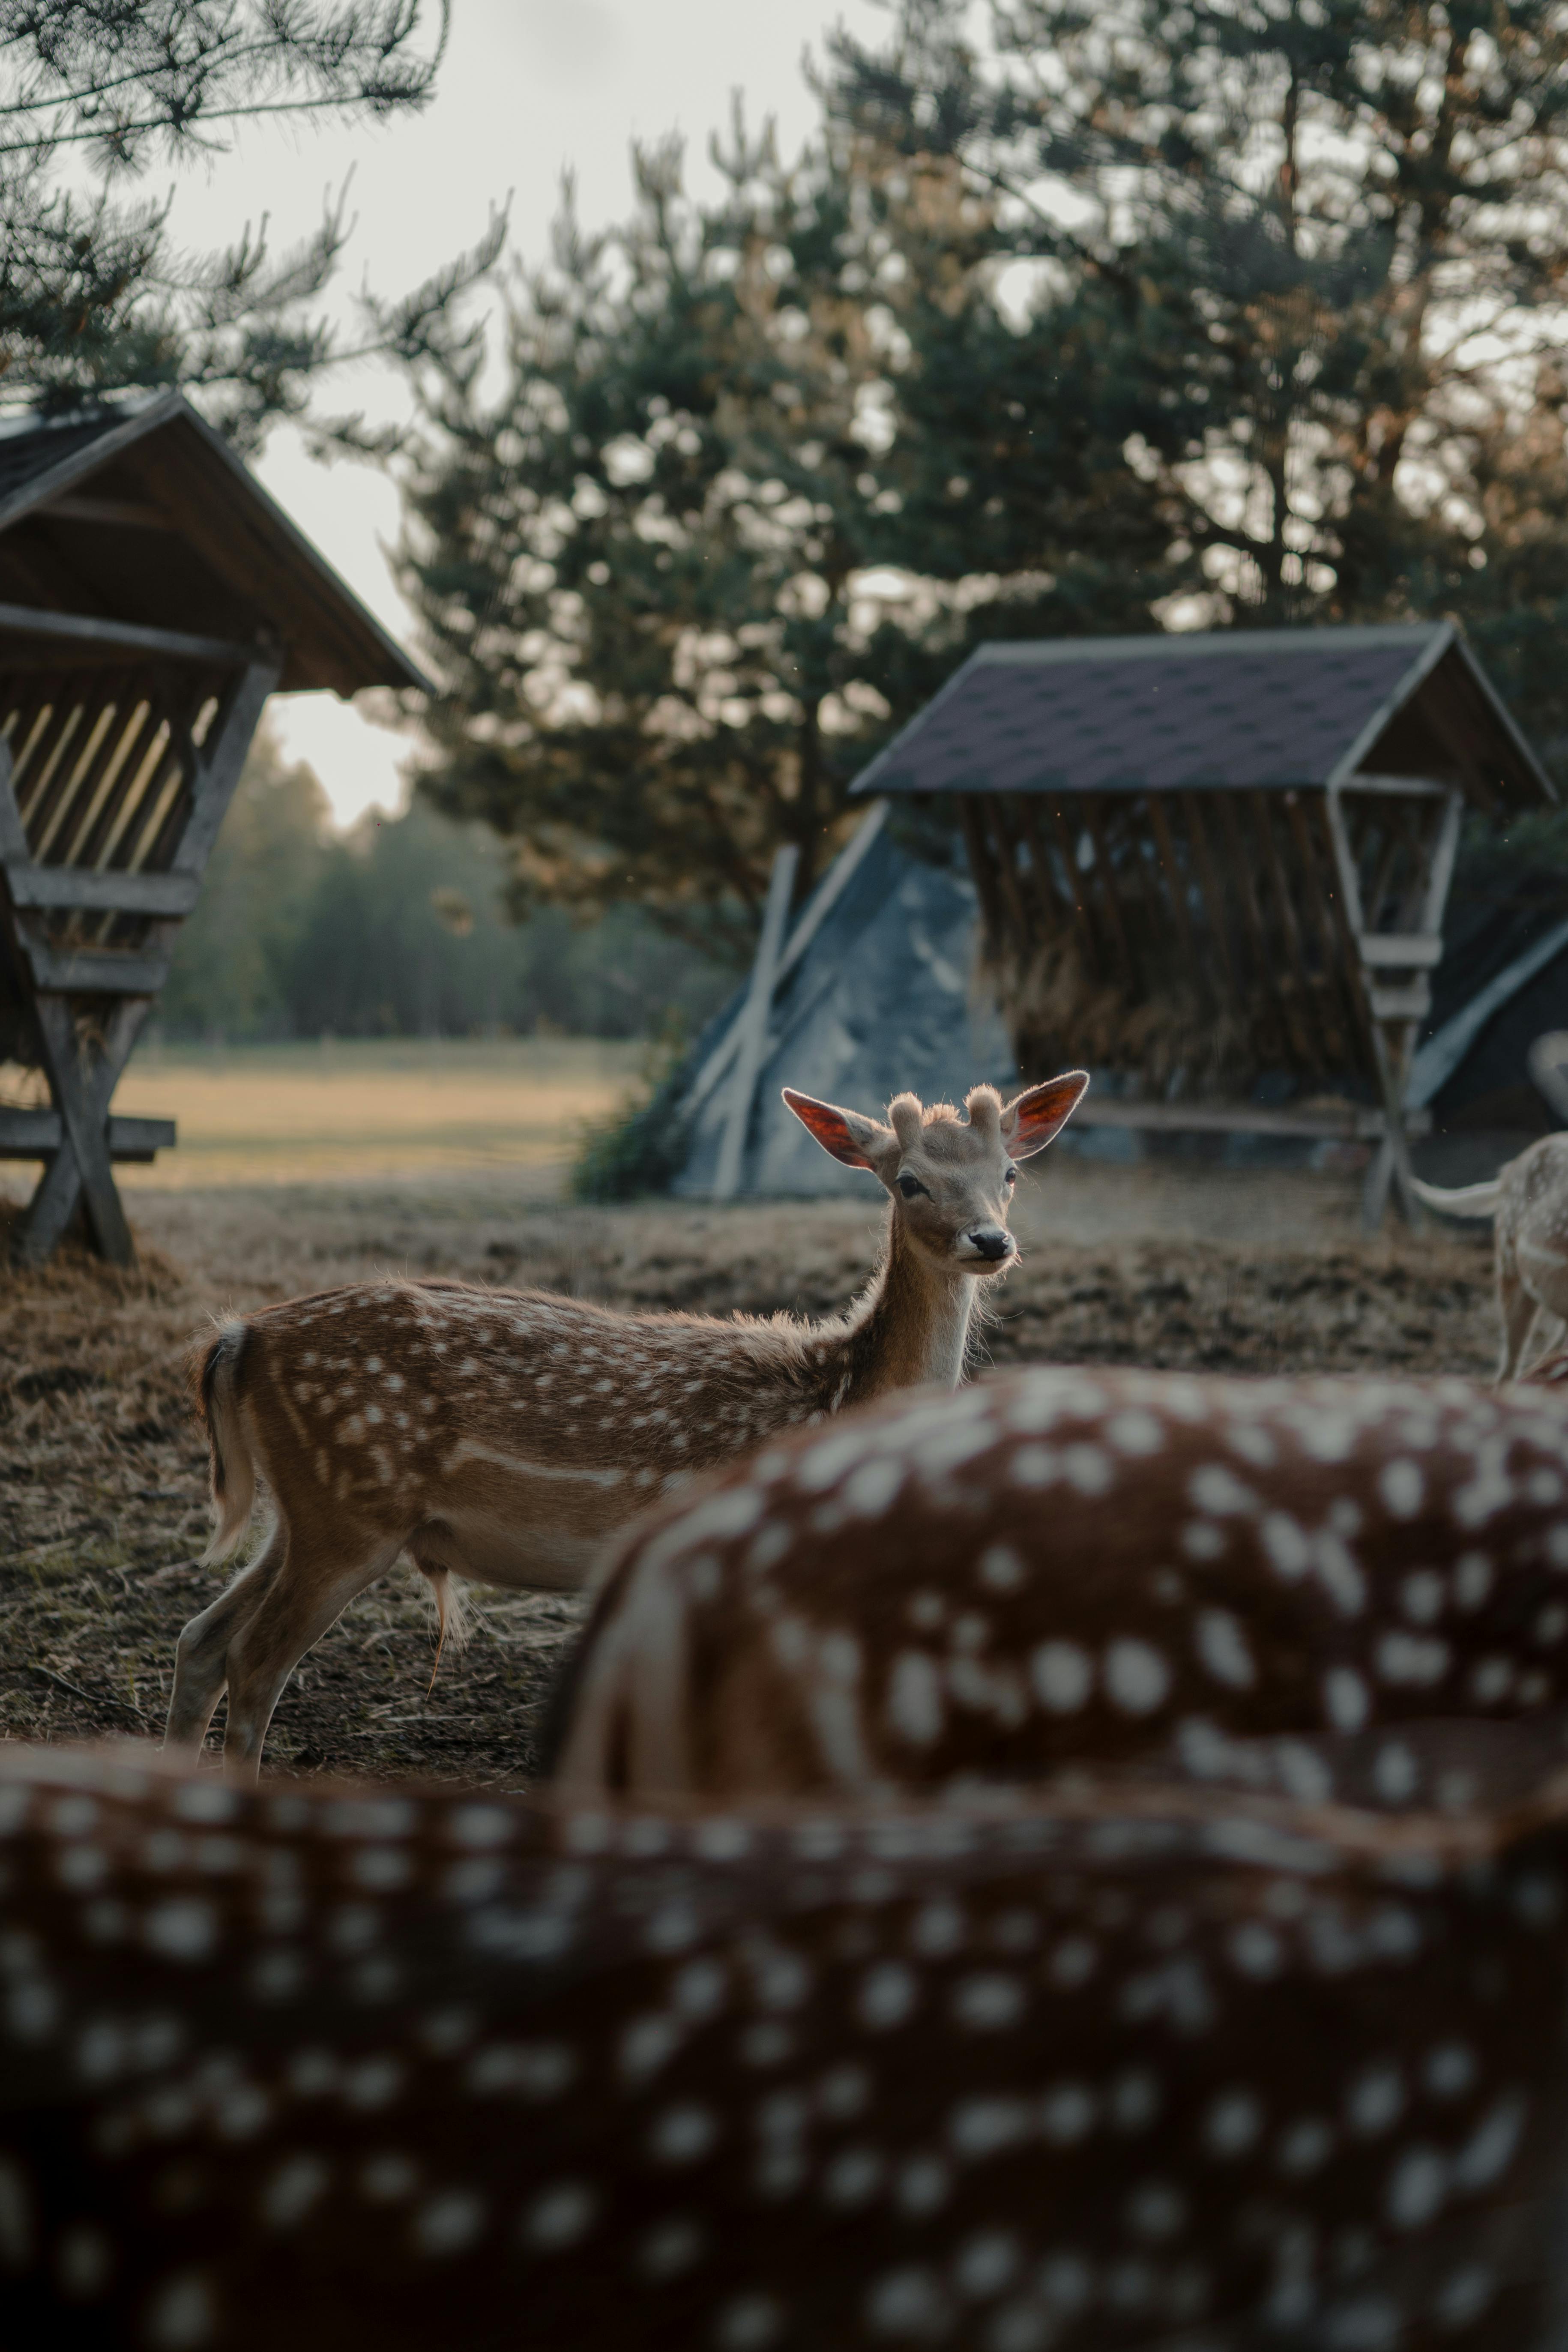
top-left (1412, 1134), bottom-right (1568, 1379)
top-left (166, 1074), bottom-right (1087, 1780)
top-left (7, 1736), bottom-right (1568, 2350)
top-left (551, 1365), bottom-right (1568, 1801)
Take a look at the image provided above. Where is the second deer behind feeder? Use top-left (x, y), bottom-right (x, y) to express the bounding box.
top-left (168, 1071), bottom-right (1088, 1779)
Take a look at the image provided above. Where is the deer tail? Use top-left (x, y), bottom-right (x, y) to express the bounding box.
top-left (189, 1321), bottom-right (257, 1566)
top-left (1408, 1175), bottom-right (1503, 1221)
top-left (419, 1568), bottom-right (469, 1693)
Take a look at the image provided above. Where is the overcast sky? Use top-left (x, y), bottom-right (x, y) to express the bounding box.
top-left (158, 0), bottom-right (884, 825)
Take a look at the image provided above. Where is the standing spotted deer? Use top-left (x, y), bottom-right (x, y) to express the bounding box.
top-left (1412, 1135), bottom-right (1568, 1379)
top-left (166, 1072), bottom-right (1088, 1780)
top-left (551, 1364), bottom-right (1568, 1801)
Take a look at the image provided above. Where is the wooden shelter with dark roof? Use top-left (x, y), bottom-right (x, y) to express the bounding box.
top-left (852, 623), bottom-right (1555, 1225)
top-left (0, 391), bottom-right (429, 1265)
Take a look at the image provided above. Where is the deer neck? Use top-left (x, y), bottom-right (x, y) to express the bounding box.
top-left (832, 1210), bottom-right (978, 1409)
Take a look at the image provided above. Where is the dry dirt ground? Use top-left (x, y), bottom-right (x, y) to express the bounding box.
top-left (0, 1157), bottom-right (1497, 1789)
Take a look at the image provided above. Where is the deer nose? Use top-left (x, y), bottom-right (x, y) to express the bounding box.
top-left (967, 1226), bottom-right (1013, 1262)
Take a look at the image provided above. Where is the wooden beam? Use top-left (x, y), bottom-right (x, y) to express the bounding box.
top-left (41, 494), bottom-right (176, 532)
top-left (168, 657), bottom-right (279, 878)
top-left (24, 995), bottom-right (135, 1262)
top-left (712, 843), bottom-right (799, 1200)
top-left (0, 864), bottom-right (200, 917)
top-left (1341, 773), bottom-right (1453, 798)
top-left (20, 940), bottom-right (167, 994)
top-left (1070, 1097), bottom-right (1430, 1142)
top-left (12, 996), bottom-right (152, 1264)
top-left (0, 1111), bottom-right (175, 1162)
top-left (0, 600), bottom-right (255, 668)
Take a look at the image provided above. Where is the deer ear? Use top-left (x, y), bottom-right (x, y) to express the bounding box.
top-left (1000, 1071), bottom-right (1090, 1158)
top-left (782, 1088), bottom-right (886, 1170)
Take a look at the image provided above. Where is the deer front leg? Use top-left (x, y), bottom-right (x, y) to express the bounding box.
top-left (220, 1530), bottom-right (406, 1783)
top-left (165, 1524), bottom-right (287, 1751)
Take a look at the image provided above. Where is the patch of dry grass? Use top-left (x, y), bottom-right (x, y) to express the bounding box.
top-left (106, 1036), bottom-right (645, 1189)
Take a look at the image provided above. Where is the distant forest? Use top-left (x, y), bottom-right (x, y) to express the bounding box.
top-left (158, 725), bottom-right (738, 1044)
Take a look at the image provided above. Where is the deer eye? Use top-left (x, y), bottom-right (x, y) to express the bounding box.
top-left (1004, 1166), bottom-right (1018, 1186)
top-left (897, 1174), bottom-right (927, 1200)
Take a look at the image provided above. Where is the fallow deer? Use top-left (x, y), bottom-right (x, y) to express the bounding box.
top-left (6, 1736), bottom-right (1568, 2348)
top-left (1412, 1135), bottom-right (1568, 1379)
top-left (166, 1072), bottom-right (1088, 1780)
top-left (550, 1363), bottom-right (1568, 1801)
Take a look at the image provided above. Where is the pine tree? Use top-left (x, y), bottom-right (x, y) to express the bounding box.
top-left (397, 119), bottom-right (917, 956)
top-left (0, 1), bottom-right (492, 447)
top-left (830, 0), bottom-right (1568, 767)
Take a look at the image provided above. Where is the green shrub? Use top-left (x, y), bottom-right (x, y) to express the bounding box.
top-left (569, 1020), bottom-right (696, 1203)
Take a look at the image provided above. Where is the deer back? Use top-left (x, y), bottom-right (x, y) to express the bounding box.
top-left (552, 1368), bottom-right (1568, 1799)
top-left (5, 1743), bottom-right (1568, 2348)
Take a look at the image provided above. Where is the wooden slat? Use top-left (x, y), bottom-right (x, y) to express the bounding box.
top-left (1283, 790), bottom-right (1362, 1068)
top-left (1079, 796), bottom-right (1135, 989)
top-left (1144, 792), bottom-right (1199, 978)
top-left (958, 799), bottom-right (1009, 964)
top-left (983, 795), bottom-right (1035, 967)
top-left (1179, 793), bottom-right (1236, 1002)
top-left (1248, 790), bottom-right (1324, 1074)
top-left (1044, 801), bottom-right (1103, 982)
top-left (1214, 791), bottom-right (1296, 1061)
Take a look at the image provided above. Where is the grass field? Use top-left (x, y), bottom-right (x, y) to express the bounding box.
top-left (94, 1036), bottom-right (647, 1191)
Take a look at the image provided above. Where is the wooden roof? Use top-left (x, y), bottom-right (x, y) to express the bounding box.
top-left (0, 392), bottom-right (429, 697)
top-left (852, 624), bottom-right (1553, 816)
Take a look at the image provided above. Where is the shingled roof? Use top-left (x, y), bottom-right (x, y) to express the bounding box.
top-left (851, 623), bottom-right (1552, 814)
top-left (0, 392), bottom-right (428, 697)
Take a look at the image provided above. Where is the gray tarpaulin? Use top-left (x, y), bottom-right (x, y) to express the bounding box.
top-left (671, 824), bottom-right (1015, 1198)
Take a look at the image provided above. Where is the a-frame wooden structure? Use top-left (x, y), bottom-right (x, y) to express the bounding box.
top-left (852, 625), bottom-right (1555, 1225)
top-left (0, 392), bottom-right (428, 1264)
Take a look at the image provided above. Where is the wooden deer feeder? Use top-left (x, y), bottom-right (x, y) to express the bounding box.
top-left (852, 625), bottom-right (1554, 1225)
top-left (0, 392), bottom-right (428, 1264)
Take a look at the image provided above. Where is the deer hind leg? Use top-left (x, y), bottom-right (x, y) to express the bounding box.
top-left (1496, 1257), bottom-right (1541, 1383)
top-left (220, 1524), bottom-right (405, 1784)
top-left (165, 1520), bottom-right (287, 1751)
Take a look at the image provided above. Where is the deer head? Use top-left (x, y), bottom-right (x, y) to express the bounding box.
top-left (782, 1074), bottom-right (1089, 1273)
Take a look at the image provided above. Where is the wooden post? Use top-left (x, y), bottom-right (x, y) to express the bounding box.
top-left (712, 843), bottom-right (800, 1201)
top-left (679, 802), bottom-right (888, 1125)
top-left (1324, 779), bottom-right (1461, 1232)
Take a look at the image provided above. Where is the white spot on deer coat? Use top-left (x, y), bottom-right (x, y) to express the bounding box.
top-left (1189, 1466), bottom-right (1255, 1516)
top-left (887, 1653), bottom-right (943, 1748)
top-left (1378, 1460), bottom-right (1424, 1518)
top-left (1325, 1668), bottom-right (1371, 1733)
top-left (1105, 1640), bottom-right (1171, 1715)
top-left (1031, 1643), bottom-right (1093, 1714)
top-left (1375, 1632), bottom-right (1450, 1687)
top-left (1195, 1611), bottom-right (1255, 1690)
